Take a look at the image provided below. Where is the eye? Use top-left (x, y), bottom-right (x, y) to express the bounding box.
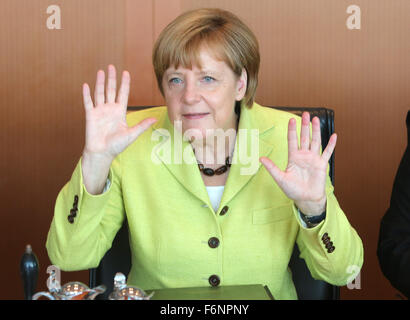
top-left (169, 78), bottom-right (183, 85)
top-left (202, 76), bottom-right (215, 83)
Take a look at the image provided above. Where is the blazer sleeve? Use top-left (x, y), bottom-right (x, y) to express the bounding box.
top-left (377, 111), bottom-right (410, 298)
top-left (293, 172), bottom-right (364, 286)
top-left (46, 156), bottom-right (125, 271)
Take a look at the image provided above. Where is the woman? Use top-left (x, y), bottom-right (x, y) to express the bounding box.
top-left (46, 8), bottom-right (363, 300)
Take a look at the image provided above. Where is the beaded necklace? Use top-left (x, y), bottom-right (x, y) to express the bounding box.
top-left (193, 148), bottom-right (231, 176)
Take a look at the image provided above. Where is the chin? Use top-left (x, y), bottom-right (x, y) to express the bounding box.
top-left (181, 125), bottom-right (210, 142)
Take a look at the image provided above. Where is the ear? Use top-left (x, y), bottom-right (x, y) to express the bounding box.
top-left (235, 68), bottom-right (247, 101)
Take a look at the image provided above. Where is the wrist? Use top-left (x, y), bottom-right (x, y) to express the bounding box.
top-left (294, 196), bottom-right (326, 216)
top-left (81, 151), bottom-right (113, 195)
top-left (82, 149), bottom-right (114, 164)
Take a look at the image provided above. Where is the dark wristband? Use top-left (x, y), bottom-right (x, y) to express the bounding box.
top-left (299, 209), bottom-right (327, 227)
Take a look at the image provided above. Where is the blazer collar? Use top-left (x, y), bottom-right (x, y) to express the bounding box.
top-left (151, 101), bottom-right (276, 211)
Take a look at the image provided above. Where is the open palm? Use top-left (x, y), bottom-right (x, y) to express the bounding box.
top-left (260, 112), bottom-right (337, 215)
top-left (82, 65), bottom-right (157, 160)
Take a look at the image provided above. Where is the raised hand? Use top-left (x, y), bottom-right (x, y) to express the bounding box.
top-left (82, 65), bottom-right (157, 160)
top-left (260, 112), bottom-right (337, 216)
top-left (81, 65), bottom-right (157, 194)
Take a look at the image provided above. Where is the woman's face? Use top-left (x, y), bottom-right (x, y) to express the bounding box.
top-left (162, 48), bottom-right (247, 138)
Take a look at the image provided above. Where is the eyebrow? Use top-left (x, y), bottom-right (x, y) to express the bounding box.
top-left (199, 70), bottom-right (219, 75)
top-left (166, 71), bottom-right (184, 76)
top-left (166, 70), bottom-right (220, 77)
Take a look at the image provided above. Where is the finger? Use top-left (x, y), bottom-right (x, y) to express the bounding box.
top-left (259, 157), bottom-right (285, 187)
top-left (82, 83), bottom-right (94, 111)
top-left (300, 112), bottom-right (311, 150)
top-left (321, 133), bottom-right (337, 163)
top-left (117, 71), bottom-right (130, 108)
top-left (128, 117), bottom-right (157, 142)
top-left (288, 118), bottom-right (298, 154)
top-left (94, 70), bottom-right (105, 106)
top-left (106, 65), bottom-right (117, 104)
top-left (310, 116), bottom-right (322, 154)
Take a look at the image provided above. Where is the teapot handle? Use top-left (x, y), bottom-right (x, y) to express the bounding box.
top-left (86, 285), bottom-right (107, 300)
top-left (32, 292), bottom-right (56, 300)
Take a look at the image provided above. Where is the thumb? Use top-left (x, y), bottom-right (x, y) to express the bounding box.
top-left (128, 117), bottom-right (157, 142)
top-left (259, 156), bottom-right (285, 186)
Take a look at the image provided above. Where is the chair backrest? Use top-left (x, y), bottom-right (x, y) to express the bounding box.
top-left (89, 105), bottom-right (339, 300)
top-left (274, 107), bottom-right (338, 300)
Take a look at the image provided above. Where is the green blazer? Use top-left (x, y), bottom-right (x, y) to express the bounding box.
top-left (46, 102), bottom-right (363, 300)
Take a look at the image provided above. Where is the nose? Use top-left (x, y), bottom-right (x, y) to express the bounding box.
top-left (182, 80), bottom-right (201, 105)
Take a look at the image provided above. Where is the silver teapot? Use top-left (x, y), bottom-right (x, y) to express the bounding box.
top-left (108, 273), bottom-right (154, 300)
top-left (32, 266), bottom-right (106, 300)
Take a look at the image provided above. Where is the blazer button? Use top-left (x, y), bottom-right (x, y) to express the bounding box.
top-left (327, 246), bottom-right (335, 253)
top-left (220, 206), bottom-right (229, 216)
top-left (323, 238), bottom-right (331, 245)
top-left (321, 233), bottom-right (329, 241)
top-left (67, 215), bottom-right (75, 224)
top-left (209, 275), bottom-right (220, 287)
top-left (70, 209), bottom-right (77, 217)
top-left (208, 237), bottom-right (220, 248)
top-left (74, 195), bottom-right (79, 204)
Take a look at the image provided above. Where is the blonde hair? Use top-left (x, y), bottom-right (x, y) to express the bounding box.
top-left (153, 8), bottom-right (260, 108)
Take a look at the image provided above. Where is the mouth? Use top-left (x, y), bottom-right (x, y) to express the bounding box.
top-left (182, 113), bottom-right (209, 120)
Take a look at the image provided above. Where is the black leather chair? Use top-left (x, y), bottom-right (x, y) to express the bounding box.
top-left (89, 105), bottom-right (339, 300)
top-left (275, 107), bottom-right (338, 300)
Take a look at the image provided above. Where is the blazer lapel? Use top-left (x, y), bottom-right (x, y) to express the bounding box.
top-left (220, 102), bottom-right (276, 208)
top-left (151, 111), bottom-right (211, 206)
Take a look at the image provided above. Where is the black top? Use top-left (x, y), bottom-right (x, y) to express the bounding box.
top-left (377, 110), bottom-right (410, 298)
